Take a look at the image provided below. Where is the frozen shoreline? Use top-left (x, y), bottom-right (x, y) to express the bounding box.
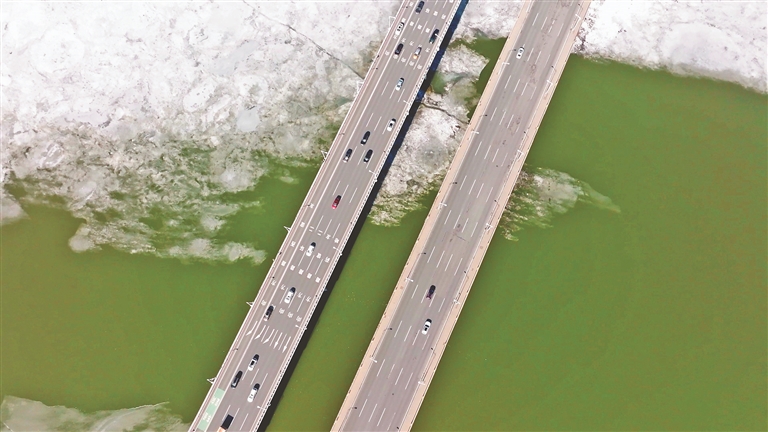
top-left (1, 0), bottom-right (765, 260)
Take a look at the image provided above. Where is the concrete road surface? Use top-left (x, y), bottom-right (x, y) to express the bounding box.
top-left (333, 1), bottom-right (590, 431)
top-left (188, 1), bottom-right (462, 431)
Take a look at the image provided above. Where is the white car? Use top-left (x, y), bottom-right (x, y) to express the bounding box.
top-left (516, 47), bottom-right (525, 59)
top-left (247, 384), bottom-right (260, 402)
top-left (395, 78), bottom-right (404, 91)
top-left (284, 287), bottom-right (296, 304)
top-left (422, 319), bottom-right (432, 334)
top-left (247, 354), bottom-right (259, 371)
top-left (387, 119), bottom-right (396, 131)
top-left (306, 242), bottom-right (316, 256)
top-left (395, 21), bottom-right (405, 35)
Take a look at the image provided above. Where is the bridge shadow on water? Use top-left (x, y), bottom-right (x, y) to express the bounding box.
top-left (258, 1), bottom-right (469, 429)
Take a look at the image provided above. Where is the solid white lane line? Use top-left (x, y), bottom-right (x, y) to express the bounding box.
top-left (436, 250), bottom-right (445, 268)
top-left (454, 257), bottom-right (463, 276)
top-left (394, 320), bottom-right (403, 338)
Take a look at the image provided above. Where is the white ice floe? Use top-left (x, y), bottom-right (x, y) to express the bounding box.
top-left (1, 0), bottom-right (764, 259)
top-left (0, 396), bottom-right (187, 432)
top-left (577, 0), bottom-right (768, 92)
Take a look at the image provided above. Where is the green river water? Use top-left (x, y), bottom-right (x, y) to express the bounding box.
top-left (2, 50), bottom-right (766, 431)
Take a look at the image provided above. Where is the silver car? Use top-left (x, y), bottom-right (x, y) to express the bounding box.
top-left (516, 47), bottom-right (525, 59)
top-left (396, 78), bottom-right (404, 91)
top-left (284, 287), bottom-right (296, 304)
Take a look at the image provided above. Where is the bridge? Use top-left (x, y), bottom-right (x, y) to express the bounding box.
top-left (188, 1), bottom-right (463, 431)
top-left (332, 1), bottom-right (591, 430)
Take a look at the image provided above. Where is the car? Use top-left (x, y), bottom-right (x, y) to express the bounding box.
top-left (306, 242), bottom-right (316, 256)
top-left (415, 1), bottom-right (425, 13)
top-left (387, 119), bottom-right (396, 131)
top-left (426, 285), bottom-right (435, 299)
top-left (422, 319), bottom-right (432, 334)
top-left (361, 131), bottom-right (370, 144)
top-left (343, 148), bottom-right (353, 162)
top-left (284, 287), bottom-right (296, 303)
top-left (429, 28), bottom-right (440, 44)
top-left (394, 43), bottom-right (404, 56)
top-left (247, 384), bottom-right (260, 402)
top-left (248, 354), bottom-right (259, 371)
top-left (263, 305), bottom-right (274, 321)
top-left (412, 46), bottom-right (422, 60)
top-left (332, 195), bottom-right (341, 209)
top-left (219, 415), bottom-right (234, 431)
top-left (395, 78), bottom-right (404, 90)
top-left (363, 149), bottom-right (373, 163)
top-left (395, 20), bottom-right (405, 35)
top-left (231, 371), bottom-right (243, 388)
top-left (516, 46), bottom-right (525, 59)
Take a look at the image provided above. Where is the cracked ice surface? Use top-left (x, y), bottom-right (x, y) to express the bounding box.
top-left (0, 1), bottom-right (397, 262)
top-left (1, 0), bottom-right (765, 261)
top-left (370, 44), bottom-right (487, 225)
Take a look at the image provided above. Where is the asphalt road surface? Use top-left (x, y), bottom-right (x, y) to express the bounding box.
top-left (333, 1), bottom-right (589, 431)
top-left (188, 1), bottom-right (461, 431)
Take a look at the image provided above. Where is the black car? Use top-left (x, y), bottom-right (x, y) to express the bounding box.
top-left (429, 28), bottom-right (440, 44)
top-left (415, 1), bottom-right (425, 13)
top-left (361, 131), bottom-right (370, 144)
top-left (231, 371), bottom-right (243, 388)
top-left (364, 149), bottom-right (373, 163)
top-left (426, 285), bottom-right (436, 299)
top-left (343, 148), bottom-right (353, 162)
top-left (394, 43), bottom-right (404, 56)
top-left (263, 305), bottom-right (274, 321)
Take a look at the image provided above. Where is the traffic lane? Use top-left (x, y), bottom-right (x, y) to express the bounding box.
top-left (196, 5), bottom-right (458, 432)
